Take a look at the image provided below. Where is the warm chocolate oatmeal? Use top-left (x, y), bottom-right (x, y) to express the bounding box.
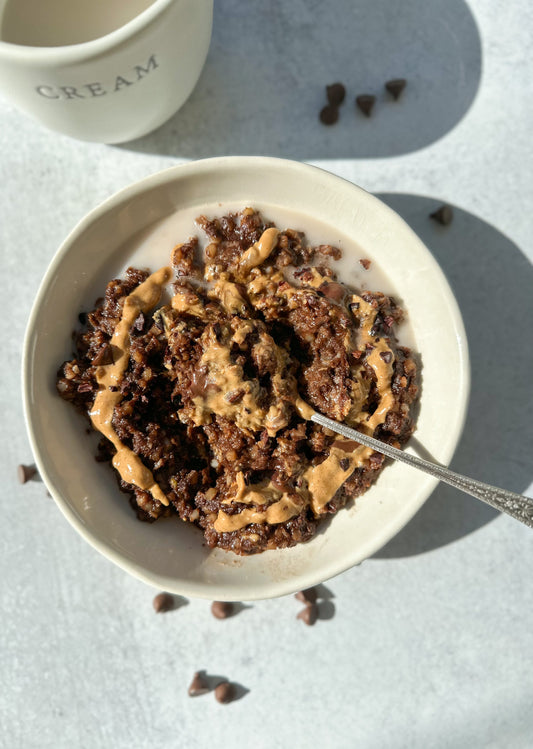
top-left (57, 209), bottom-right (418, 555)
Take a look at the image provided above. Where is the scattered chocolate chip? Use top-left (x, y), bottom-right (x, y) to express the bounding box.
top-left (356, 94), bottom-right (376, 117)
top-left (339, 458), bottom-right (350, 471)
top-left (385, 78), bottom-right (407, 100)
top-left (365, 343), bottom-right (375, 352)
top-left (380, 351), bottom-right (393, 364)
top-left (430, 204), bottom-right (454, 226)
top-left (295, 587), bottom-right (318, 605)
top-left (78, 312), bottom-right (87, 325)
top-left (77, 382), bottom-right (93, 393)
top-left (297, 603), bottom-right (318, 626)
top-left (211, 601), bottom-right (233, 619)
top-left (17, 464), bottom-right (37, 484)
top-left (214, 681), bottom-right (235, 704)
top-left (153, 592), bottom-right (174, 613)
top-left (92, 344), bottom-right (113, 367)
top-left (326, 82), bottom-right (346, 107)
top-left (359, 258), bottom-right (371, 270)
top-left (188, 671), bottom-right (210, 697)
top-left (319, 105), bottom-right (339, 126)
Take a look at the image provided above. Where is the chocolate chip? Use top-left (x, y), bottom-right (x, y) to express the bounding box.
top-left (295, 587), bottom-right (318, 605)
top-left (356, 94), bottom-right (376, 117)
top-left (153, 592), bottom-right (174, 613)
top-left (188, 671), bottom-right (210, 697)
top-left (92, 344), bottom-right (113, 367)
top-left (211, 601), bottom-right (233, 619)
top-left (319, 105), bottom-right (339, 126)
top-left (297, 603), bottom-right (318, 626)
top-left (359, 258), bottom-right (371, 270)
top-left (385, 78), bottom-right (407, 100)
top-left (77, 382), bottom-right (93, 393)
top-left (430, 204), bottom-right (454, 226)
top-left (272, 474), bottom-right (291, 492)
top-left (339, 458), bottom-right (350, 471)
top-left (225, 389), bottom-right (244, 404)
top-left (319, 281), bottom-right (346, 301)
top-left (17, 464), bottom-right (37, 484)
top-left (133, 312), bottom-right (145, 332)
top-left (380, 351), bottom-right (393, 364)
top-left (214, 681), bottom-right (235, 704)
top-left (326, 82), bottom-right (346, 107)
top-left (365, 343), bottom-right (375, 352)
top-left (370, 313), bottom-right (385, 336)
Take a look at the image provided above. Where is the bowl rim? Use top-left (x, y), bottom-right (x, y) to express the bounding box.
top-left (22, 156), bottom-right (470, 599)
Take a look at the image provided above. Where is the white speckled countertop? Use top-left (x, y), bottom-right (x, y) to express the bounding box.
top-left (1, 1), bottom-right (532, 747)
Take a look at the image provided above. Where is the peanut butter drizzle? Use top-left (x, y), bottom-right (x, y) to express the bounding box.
top-left (237, 227), bottom-right (279, 275)
top-left (171, 286), bottom-right (208, 319)
top-left (303, 445), bottom-right (373, 515)
top-left (208, 278), bottom-right (248, 315)
top-left (169, 230), bottom-right (396, 530)
top-left (214, 472), bottom-right (303, 532)
top-left (350, 294), bottom-right (395, 430)
top-left (215, 267), bottom-right (397, 527)
top-left (89, 266), bottom-right (172, 506)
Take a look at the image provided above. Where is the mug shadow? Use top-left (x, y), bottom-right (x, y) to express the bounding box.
top-left (373, 194), bottom-right (533, 558)
top-left (118, 0), bottom-right (481, 159)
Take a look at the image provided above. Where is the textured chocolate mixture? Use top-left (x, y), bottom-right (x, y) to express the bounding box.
top-left (57, 209), bottom-right (418, 555)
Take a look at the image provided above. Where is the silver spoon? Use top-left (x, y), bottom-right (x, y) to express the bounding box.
top-left (311, 412), bottom-right (533, 529)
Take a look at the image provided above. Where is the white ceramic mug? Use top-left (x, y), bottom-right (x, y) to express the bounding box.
top-left (0, 0), bottom-right (213, 143)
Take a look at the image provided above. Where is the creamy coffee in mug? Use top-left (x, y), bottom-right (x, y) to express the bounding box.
top-left (0, 0), bottom-right (213, 142)
top-left (1, 0), bottom-right (157, 46)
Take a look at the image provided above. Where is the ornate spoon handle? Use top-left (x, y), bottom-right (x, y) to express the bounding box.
top-left (311, 412), bottom-right (533, 529)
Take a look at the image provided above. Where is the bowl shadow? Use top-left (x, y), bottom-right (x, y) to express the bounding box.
top-left (118, 0), bottom-right (481, 159)
top-left (373, 194), bottom-right (533, 557)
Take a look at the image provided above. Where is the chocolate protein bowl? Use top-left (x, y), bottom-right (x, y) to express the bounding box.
top-left (56, 207), bottom-right (418, 555)
top-left (23, 158), bottom-right (469, 599)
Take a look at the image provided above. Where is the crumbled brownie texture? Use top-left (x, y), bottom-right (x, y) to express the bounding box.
top-left (57, 209), bottom-right (419, 556)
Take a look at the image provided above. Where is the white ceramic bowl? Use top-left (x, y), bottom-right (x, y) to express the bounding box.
top-left (23, 157), bottom-right (469, 600)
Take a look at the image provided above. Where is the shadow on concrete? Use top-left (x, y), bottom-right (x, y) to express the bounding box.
top-left (373, 193), bottom-right (533, 557)
top-left (118, 0), bottom-right (482, 159)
